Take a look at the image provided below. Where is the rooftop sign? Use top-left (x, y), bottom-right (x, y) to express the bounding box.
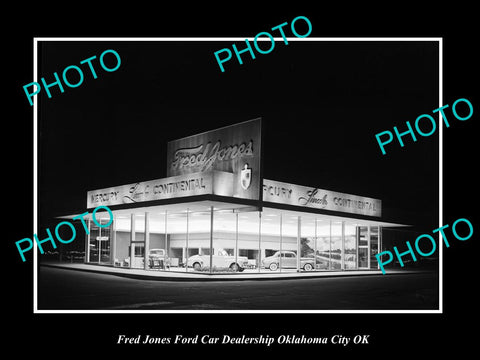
top-left (167, 118), bottom-right (262, 201)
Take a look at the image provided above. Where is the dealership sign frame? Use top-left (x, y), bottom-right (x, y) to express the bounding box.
top-left (167, 118), bottom-right (263, 201)
top-left (87, 170), bottom-right (234, 209)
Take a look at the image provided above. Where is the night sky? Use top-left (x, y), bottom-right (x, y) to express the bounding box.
top-left (38, 40), bottom-right (439, 228)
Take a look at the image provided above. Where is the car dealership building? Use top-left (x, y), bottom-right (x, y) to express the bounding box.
top-left (71, 118), bottom-right (403, 275)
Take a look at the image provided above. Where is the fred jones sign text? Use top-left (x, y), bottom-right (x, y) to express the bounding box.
top-left (167, 118), bottom-right (262, 201)
top-left (263, 179), bottom-right (382, 217)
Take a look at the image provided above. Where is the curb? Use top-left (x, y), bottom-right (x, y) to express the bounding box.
top-left (39, 263), bottom-right (432, 282)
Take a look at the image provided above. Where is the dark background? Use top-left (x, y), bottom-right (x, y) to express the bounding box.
top-left (5, 4), bottom-right (478, 357)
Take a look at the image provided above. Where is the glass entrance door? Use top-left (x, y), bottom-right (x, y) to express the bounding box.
top-left (370, 226), bottom-right (379, 269)
top-left (357, 226), bottom-right (369, 269)
top-left (88, 219), bottom-right (112, 265)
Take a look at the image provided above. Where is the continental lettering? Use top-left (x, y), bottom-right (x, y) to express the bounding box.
top-left (153, 178), bottom-right (207, 194)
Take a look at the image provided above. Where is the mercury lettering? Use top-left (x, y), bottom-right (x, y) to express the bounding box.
top-left (91, 191), bottom-right (119, 204)
top-left (263, 184), bottom-right (293, 199)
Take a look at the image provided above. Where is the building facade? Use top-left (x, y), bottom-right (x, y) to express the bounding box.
top-left (74, 118), bottom-right (401, 275)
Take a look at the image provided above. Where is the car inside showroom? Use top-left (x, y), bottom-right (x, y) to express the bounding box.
top-left (61, 118), bottom-right (404, 276)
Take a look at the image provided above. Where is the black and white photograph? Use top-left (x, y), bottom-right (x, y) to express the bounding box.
top-left (6, 5), bottom-right (478, 357)
top-left (34, 39), bottom-right (441, 312)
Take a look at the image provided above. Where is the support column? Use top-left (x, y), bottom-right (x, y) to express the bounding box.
top-left (356, 226), bottom-right (359, 269)
top-left (279, 213), bottom-right (283, 272)
top-left (164, 211), bottom-right (168, 263)
top-left (258, 212), bottom-right (262, 273)
top-left (111, 219), bottom-right (116, 266)
top-left (378, 226), bottom-right (382, 270)
top-left (367, 225), bottom-right (371, 269)
top-left (185, 209), bottom-right (189, 272)
top-left (144, 212), bottom-right (150, 270)
top-left (235, 213), bottom-right (238, 271)
top-left (297, 216), bottom-right (301, 272)
top-left (98, 222), bottom-right (102, 265)
top-left (85, 219), bottom-right (91, 263)
top-left (129, 213), bottom-right (135, 269)
top-left (314, 218), bottom-right (317, 271)
top-left (329, 220), bottom-right (332, 270)
top-left (209, 206), bottom-right (214, 274)
top-left (341, 221), bottom-right (345, 270)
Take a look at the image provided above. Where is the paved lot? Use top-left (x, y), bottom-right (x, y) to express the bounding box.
top-left (38, 266), bottom-right (439, 310)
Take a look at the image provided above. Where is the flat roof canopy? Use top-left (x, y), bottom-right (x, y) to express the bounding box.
top-left (62, 200), bottom-right (406, 228)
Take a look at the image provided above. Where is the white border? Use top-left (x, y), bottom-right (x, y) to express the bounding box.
top-left (33, 37), bottom-right (443, 314)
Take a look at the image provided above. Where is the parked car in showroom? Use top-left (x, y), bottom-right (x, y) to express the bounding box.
top-left (148, 248), bottom-right (170, 269)
top-left (187, 249), bottom-right (249, 272)
top-left (262, 250), bottom-right (315, 271)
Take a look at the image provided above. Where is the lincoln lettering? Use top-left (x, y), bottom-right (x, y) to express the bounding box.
top-left (171, 140), bottom-right (253, 171)
top-left (298, 189), bottom-right (328, 207)
top-left (122, 183), bottom-right (149, 203)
